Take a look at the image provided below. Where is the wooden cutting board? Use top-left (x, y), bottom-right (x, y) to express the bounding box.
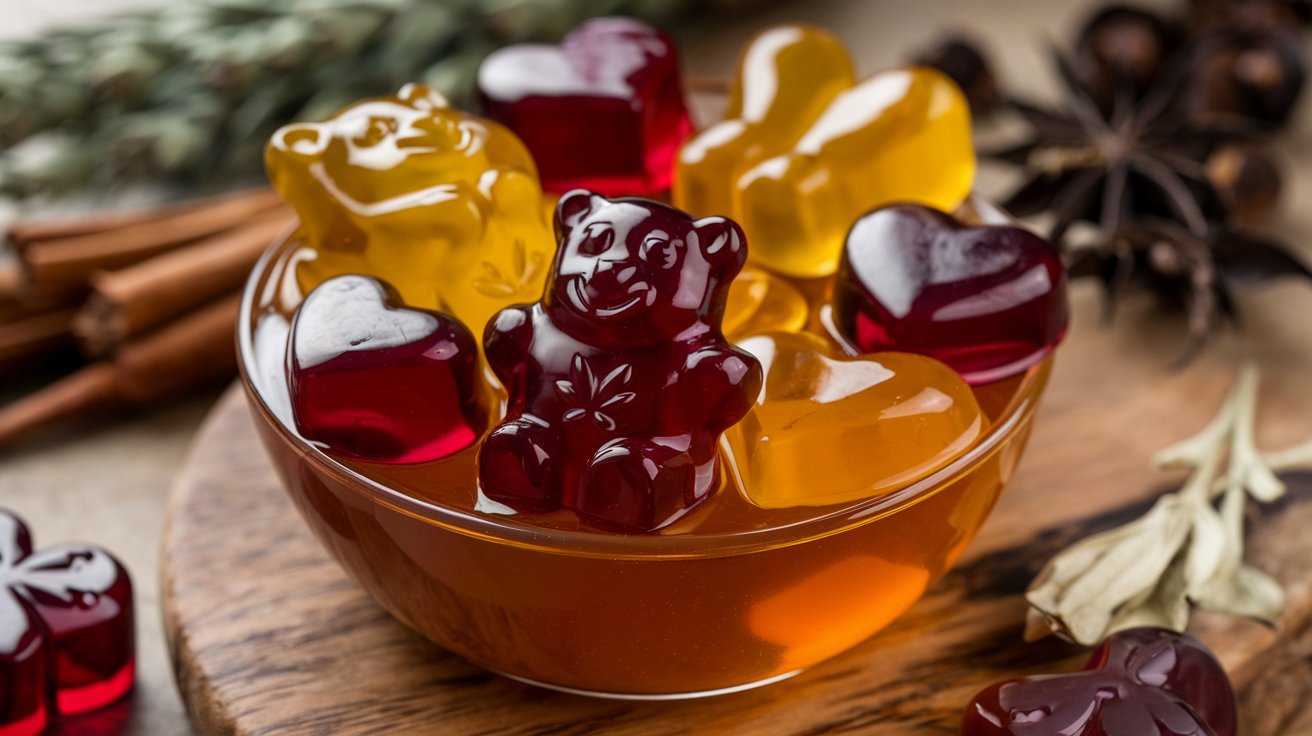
top-left (161, 286), bottom-right (1312, 735)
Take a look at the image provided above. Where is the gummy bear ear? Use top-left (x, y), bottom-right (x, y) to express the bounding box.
top-left (556, 190), bottom-right (608, 236)
top-left (268, 122), bottom-right (329, 163)
top-left (396, 83), bottom-right (449, 111)
top-left (692, 217), bottom-right (747, 273)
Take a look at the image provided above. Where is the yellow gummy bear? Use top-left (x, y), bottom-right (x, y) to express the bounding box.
top-left (265, 83), bottom-right (555, 335)
top-left (675, 26), bottom-right (976, 279)
top-left (726, 332), bottom-right (985, 509)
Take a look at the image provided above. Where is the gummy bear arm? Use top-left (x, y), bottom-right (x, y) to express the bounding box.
top-left (483, 305), bottom-right (535, 384)
top-left (681, 345), bottom-right (763, 433)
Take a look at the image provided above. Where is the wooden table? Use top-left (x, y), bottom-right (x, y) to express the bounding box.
top-left (1, 0), bottom-right (1309, 733)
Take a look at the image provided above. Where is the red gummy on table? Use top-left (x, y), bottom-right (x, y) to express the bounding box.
top-left (0, 510), bottom-right (134, 736)
top-left (478, 190), bottom-right (762, 532)
top-left (961, 627), bottom-right (1237, 736)
top-left (289, 275), bottom-right (487, 465)
top-left (832, 204), bottom-right (1069, 385)
top-left (477, 17), bottom-right (693, 197)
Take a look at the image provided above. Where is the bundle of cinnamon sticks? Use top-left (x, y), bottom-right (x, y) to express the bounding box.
top-left (0, 188), bottom-right (295, 445)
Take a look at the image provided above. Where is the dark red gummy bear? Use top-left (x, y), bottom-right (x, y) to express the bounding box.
top-left (478, 190), bottom-right (762, 532)
top-left (961, 628), bottom-right (1237, 736)
top-left (0, 510), bottom-right (134, 736)
top-left (832, 205), bottom-right (1069, 385)
top-left (477, 17), bottom-right (692, 197)
top-left (289, 275), bottom-right (486, 464)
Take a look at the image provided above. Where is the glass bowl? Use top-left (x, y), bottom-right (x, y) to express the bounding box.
top-left (237, 233), bottom-right (1054, 700)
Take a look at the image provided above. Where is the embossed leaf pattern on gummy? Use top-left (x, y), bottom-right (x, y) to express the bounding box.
top-left (556, 355), bottom-right (636, 431)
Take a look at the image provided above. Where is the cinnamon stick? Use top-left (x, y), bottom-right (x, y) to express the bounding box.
top-left (0, 294), bottom-right (241, 445)
top-left (0, 262), bottom-right (20, 304)
top-left (0, 309), bottom-right (76, 364)
top-left (5, 188), bottom-right (277, 251)
top-left (18, 189), bottom-right (284, 301)
top-left (74, 210), bottom-right (293, 356)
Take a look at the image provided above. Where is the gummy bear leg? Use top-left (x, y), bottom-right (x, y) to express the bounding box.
top-left (575, 440), bottom-right (695, 532)
top-left (478, 417), bottom-right (561, 511)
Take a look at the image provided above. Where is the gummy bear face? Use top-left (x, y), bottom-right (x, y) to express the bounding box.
top-left (266, 84), bottom-right (554, 334)
top-left (546, 190), bottom-right (746, 347)
top-left (268, 84), bottom-right (522, 242)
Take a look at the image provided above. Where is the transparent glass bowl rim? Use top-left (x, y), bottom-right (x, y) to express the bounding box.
top-left (237, 234), bottom-right (1049, 560)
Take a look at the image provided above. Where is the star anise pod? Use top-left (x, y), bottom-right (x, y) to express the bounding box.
top-left (913, 35), bottom-right (1000, 115)
top-left (1069, 217), bottom-right (1312, 358)
top-left (1178, 23), bottom-right (1308, 130)
top-left (994, 48), bottom-right (1248, 244)
top-left (1190, 0), bottom-right (1312, 31)
top-left (1075, 5), bottom-right (1184, 108)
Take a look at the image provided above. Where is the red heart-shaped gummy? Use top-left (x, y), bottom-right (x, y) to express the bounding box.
top-left (961, 627), bottom-right (1237, 736)
top-left (289, 275), bottom-right (486, 464)
top-left (1, 509), bottom-right (134, 734)
top-left (832, 205), bottom-right (1068, 385)
top-left (477, 17), bottom-right (692, 196)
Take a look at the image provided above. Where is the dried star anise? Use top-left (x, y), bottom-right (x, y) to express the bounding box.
top-left (1069, 217), bottom-right (1312, 356)
top-left (914, 35), bottom-right (1000, 115)
top-left (1178, 23), bottom-right (1308, 129)
top-left (989, 1), bottom-right (1310, 357)
top-left (994, 49), bottom-right (1245, 244)
top-left (1075, 5), bottom-right (1183, 107)
top-left (1190, 0), bottom-right (1312, 31)
top-left (1206, 143), bottom-right (1282, 228)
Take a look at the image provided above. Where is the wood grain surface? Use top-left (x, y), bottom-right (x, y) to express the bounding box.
top-left (160, 282), bottom-right (1312, 735)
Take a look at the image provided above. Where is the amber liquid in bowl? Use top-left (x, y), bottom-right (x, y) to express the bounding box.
top-left (240, 234), bottom-right (1051, 698)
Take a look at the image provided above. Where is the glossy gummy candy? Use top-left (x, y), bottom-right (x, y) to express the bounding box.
top-left (478, 190), bottom-right (762, 532)
top-left (832, 205), bottom-right (1068, 385)
top-left (961, 627), bottom-right (1237, 736)
top-left (289, 275), bottom-right (487, 464)
top-left (721, 265), bottom-right (810, 340)
top-left (478, 17), bottom-right (692, 197)
top-left (728, 332), bottom-right (984, 508)
top-left (266, 83), bottom-right (555, 335)
top-left (675, 25), bottom-right (975, 278)
top-left (0, 510), bottom-right (133, 736)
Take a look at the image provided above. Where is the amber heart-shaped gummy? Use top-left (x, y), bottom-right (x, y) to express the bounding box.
top-left (962, 628), bottom-right (1237, 736)
top-left (289, 275), bottom-right (487, 464)
top-left (727, 332), bottom-right (984, 509)
top-left (1, 510), bottom-right (134, 734)
top-left (477, 17), bottom-right (692, 196)
top-left (832, 205), bottom-right (1068, 385)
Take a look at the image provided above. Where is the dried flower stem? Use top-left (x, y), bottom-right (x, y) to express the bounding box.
top-left (1026, 363), bottom-right (1309, 645)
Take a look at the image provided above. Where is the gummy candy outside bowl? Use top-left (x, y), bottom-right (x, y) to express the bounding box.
top-left (236, 231), bottom-right (1056, 701)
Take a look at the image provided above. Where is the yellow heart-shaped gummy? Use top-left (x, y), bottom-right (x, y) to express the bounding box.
top-left (727, 332), bottom-right (984, 508)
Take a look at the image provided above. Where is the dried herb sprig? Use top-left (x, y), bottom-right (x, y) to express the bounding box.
top-left (1025, 364), bottom-right (1312, 645)
top-left (0, 0), bottom-right (757, 198)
